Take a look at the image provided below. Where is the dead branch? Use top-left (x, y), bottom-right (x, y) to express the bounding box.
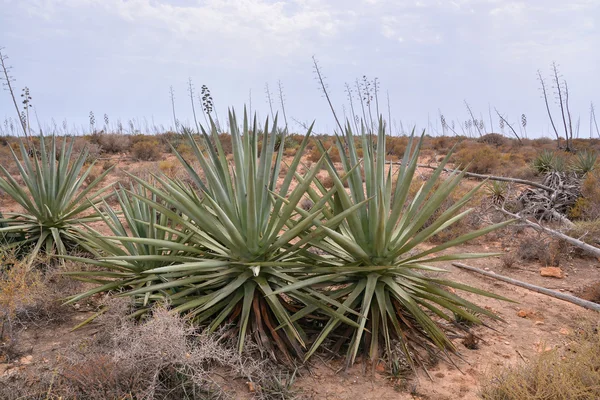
top-left (516, 172), bottom-right (580, 223)
top-left (537, 69), bottom-right (561, 148)
top-left (494, 108), bottom-right (522, 145)
top-left (414, 163), bottom-right (554, 191)
top-left (452, 262), bottom-right (600, 312)
top-left (497, 208), bottom-right (600, 258)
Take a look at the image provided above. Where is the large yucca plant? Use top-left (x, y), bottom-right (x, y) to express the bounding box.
top-left (0, 136), bottom-right (114, 264)
top-left (68, 110), bottom-right (360, 362)
top-left (274, 121), bottom-right (513, 368)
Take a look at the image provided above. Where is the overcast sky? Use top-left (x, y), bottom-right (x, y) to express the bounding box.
top-left (1, 0), bottom-right (598, 137)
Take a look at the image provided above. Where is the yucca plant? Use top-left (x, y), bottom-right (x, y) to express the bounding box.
top-left (532, 150), bottom-right (556, 174)
top-left (0, 135), bottom-right (114, 265)
top-left (571, 150), bottom-right (597, 177)
top-left (63, 183), bottom-right (206, 311)
top-left (532, 150), bottom-right (569, 175)
top-left (274, 120), bottom-right (514, 369)
top-left (486, 181), bottom-right (509, 205)
top-left (69, 110), bottom-right (360, 362)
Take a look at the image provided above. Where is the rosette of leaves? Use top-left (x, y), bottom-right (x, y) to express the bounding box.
top-left (0, 135), bottom-right (113, 265)
top-left (69, 110), bottom-right (361, 363)
top-left (273, 120), bottom-right (514, 369)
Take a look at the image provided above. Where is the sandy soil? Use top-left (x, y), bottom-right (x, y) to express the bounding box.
top-left (1, 154), bottom-right (599, 398)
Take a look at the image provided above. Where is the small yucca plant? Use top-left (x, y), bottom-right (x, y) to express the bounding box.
top-left (532, 150), bottom-right (556, 174)
top-left (486, 181), bottom-right (509, 205)
top-left (275, 120), bottom-right (513, 368)
top-left (571, 150), bottom-right (597, 177)
top-left (532, 150), bottom-right (568, 175)
top-left (0, 136), bottom-right (114, 265)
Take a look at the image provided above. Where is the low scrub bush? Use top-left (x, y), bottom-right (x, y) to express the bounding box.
top-left (132, 139), bottom-right (162, 161)
top-left (91, 133), bottom-right (131, 154)
top-left (568, 171), bottom-right (600, 220)
top-left (0, 301), bottom-right (271, 400)
top-left (478, 133), bottom-right (506, 147)
top-left (517, 236), bottom-right (564, 266)
top-left (480, 324), bottom-right (600, 400)
top-left (452, 143), bottom-right (500, 174)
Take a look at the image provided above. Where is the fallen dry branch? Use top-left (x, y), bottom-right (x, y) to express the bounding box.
top-left (451, 262), bottom-right (600, 313)
top-left (498, 208), bottom-right (600, 258)
top-left (517, 172), bottom-right (581, 223)
top-left (415, 163), bottom-right (554, 191)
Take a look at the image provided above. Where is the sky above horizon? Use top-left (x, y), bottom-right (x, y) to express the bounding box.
top-left (1, 0), bottom-right (599, 138)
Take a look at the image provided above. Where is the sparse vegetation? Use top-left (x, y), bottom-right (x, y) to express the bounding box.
top-left (480, 325), bottom-right (600, 400)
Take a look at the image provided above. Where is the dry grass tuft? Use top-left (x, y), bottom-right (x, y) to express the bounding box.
top-left (480, 324), bottom-right (600, 400)
top-left (0, 298), bottom-right (302, 399)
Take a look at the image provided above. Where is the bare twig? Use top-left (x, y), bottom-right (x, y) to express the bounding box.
top-left (169, 86), bottom-right (178, 132)
top-left (277, 80), bottom-right (289, 132)
top-left (464, 100), bottom-right (482, 137)
top-left (312, 56), bottom-right (344, 134)
top-left (537, 69), bottom-right (561, 148)
top-left (0, 47), bottom-right (30, 145)
top-left (413, 163), bottom-right (553, 191)
top-left (591, 102), bottom-right (600, 138)
top-left (494, 108), bottom-right (522, 145)
top-left (452, 262), bottom-right (600, 312)
top-left (265, 82), bottom-right (275, 121)
top-left (551, 62), bottom-right (571, 151)
top-left (188, 78), bottom-right (201, 134)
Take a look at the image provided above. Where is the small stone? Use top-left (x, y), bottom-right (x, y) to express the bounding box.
top-left (517, 310), bottom-right (528, 318)
top-left (540, 267), bottom-right (564, 278)
top-left (484, 268), bottom-right (490, 271)
top-left (535, 321), bottom-right (545, 325)
top-left (19, 355), bottom-right (32, 365)
top-left (559, 328), bottom-right (571, 336)
top-left (504, 341), bottom-right (510, 345)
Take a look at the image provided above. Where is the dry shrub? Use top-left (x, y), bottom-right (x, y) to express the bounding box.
top-left (478, 133), bottom-right (506, 147)
top-left (566, 220), bottom-right (600, 248)
top-left (500, 252), bottom-right (517, 268)
top-left (158, 159), bottom-right (181, 179)
top-left (0, 256), bottom-right (45, 362)
top-left (517, 236), bottom-right (564, 266)
top-left (0, 299), bottom-right (295, 400)
top-left (132, 139), bottom-right (162, 161)
top-left (387, 136), bottom-right (408, 157)
top-left (320, 175), bottom-right (335, 189)
top-left (64, 136), bottom-right (102, 163)
top-left (577, 282), bottom-right (600, 304)
top-left (90, 133), bottom-right (131, 154)
top-left (569, 170), bottom-right (600, 220)
top-left (452, 143), bottom-right (499, 174)
top-left (0, 255), bottom-right (77, 363)
top-left (308, 145), bottom-right (322, 163)
top-left (284, 147), bottom-right (297, 157)
top-left (480, 324), bottom-right (600, 400)
top-left (430, 136), bottom-right (457, 153)
top-left (300, 197), bottom-right (313, 211)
